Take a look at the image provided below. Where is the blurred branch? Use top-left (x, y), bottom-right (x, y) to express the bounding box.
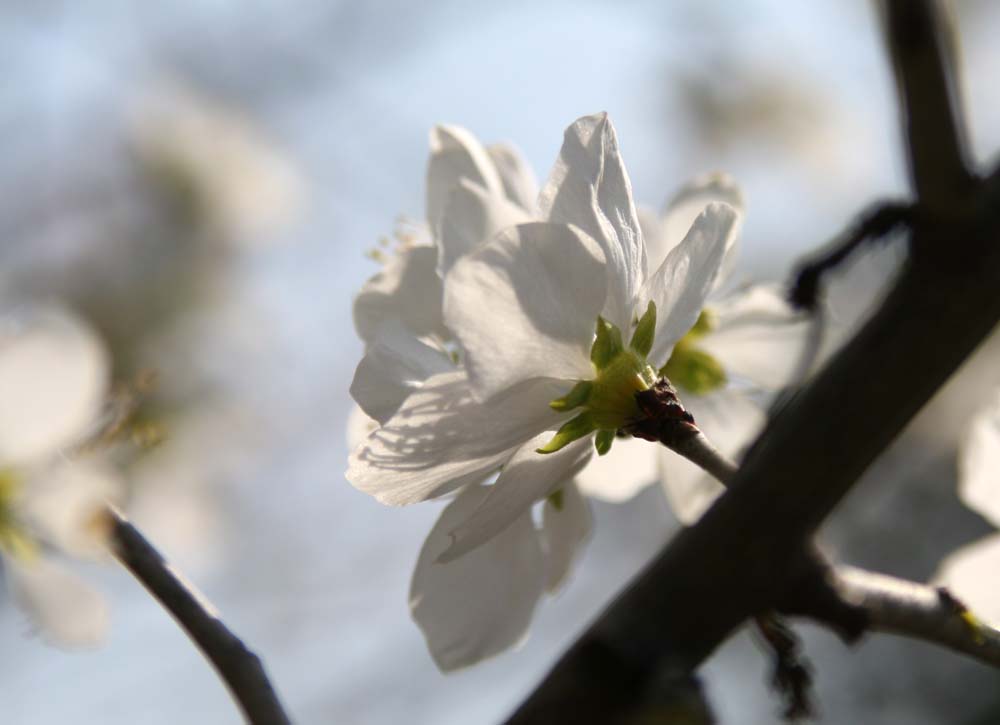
top-left (883, 0), bottom-right (975, 211)
top-left (790, 200), bottom-right (913, 311)
top-left (109, 507), bottom-right (291, 725)
top-left (508, 1), bottom-right (1000, 721)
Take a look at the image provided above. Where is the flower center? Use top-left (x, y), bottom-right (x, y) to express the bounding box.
top-left (659, 309), bottom-right (727, 395)
top-left (538, 302), bottom-right (659, 456)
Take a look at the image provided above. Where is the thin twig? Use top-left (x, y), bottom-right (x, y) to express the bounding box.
top-left (789, 201), bottom-right (913, 312)
top-left (796, 566), bottom-right (1000, 666)
top-left (108, 507), bottom-right (292, 725)
top-left (753, 614), bottom-right (815, 721)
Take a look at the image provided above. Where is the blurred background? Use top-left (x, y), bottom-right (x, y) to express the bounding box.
top-left (2, 0), bottom-right (1000, 722)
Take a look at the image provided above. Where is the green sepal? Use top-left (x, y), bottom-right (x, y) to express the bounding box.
top-left (629, 301), bottom-right (656, 358)
top-left (660, 345), bottom-right (727, 395)
top-left (547, 489), bottom-right (565, 511)
top-left (591, 316), bottom-right (624, 370)
top-left (594, 429), bottom-right (615, 456)
top-left (537, 412), bottom-right (597, 454)
top-left (549, 380), bottom-right (593, 412)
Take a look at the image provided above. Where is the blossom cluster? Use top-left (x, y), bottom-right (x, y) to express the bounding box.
top-left (346, 113), bottom-right (804, 669)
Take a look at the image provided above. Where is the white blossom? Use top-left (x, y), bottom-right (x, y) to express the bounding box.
top-left (0, 306), bottom-right (121, 646)
top-left (347, 113), bottom-right (767, 669)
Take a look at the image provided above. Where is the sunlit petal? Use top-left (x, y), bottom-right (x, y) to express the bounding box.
top-left (437, 178), bottom-right (531, 277)
top-left (426, 125), bottom-right (504, 236)
top-left (347, 370), bottom-right (569, 505)
top-left (410, 485), bottom-right (544, 671)
top-left (444, 222), bottom-right (606, 401)
top-left (539, 112), bottom-right (645, 331)
top-left (656, 173), bottom-right (744, 284)
top-left (440, 434), bottom-right (592, 561)
top-left (487, 143), bottom-right (539, 212)
top-left (353, 244), bottom-right (447, 344)
top-left (643, 203), bottom-right (739, 368)
top-left (349, 320), bottom-right (452, 424)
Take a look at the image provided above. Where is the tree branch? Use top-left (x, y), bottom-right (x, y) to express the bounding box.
top-left (790, 200), bottom-right (913, 311)
top-left (108, 507), bottom-right (292, 725)
top-left (796, 566), bottom-right (1000, 668)
top-left (883, 0), bottom-right (975, 211)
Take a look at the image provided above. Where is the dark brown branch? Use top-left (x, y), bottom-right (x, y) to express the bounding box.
top-left (109, 507), bottom-right (292, 725)
top-left (883, 0), bottom-right (975, 210)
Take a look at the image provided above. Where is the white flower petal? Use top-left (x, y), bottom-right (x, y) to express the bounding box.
top-left (933, 534), bottom-right (1000, 624)
top-left (644, 203), bottom-right (739, 367)
top-left (487, 143), bottom-right (539, 212)
top-left (0, 308), bottom-right (108, 464)
top-left (698, 285), bottom-right (809, 391)
top-left (349, 320), bottom-right (453, 424)
top-left (437, 178), bottom-right (532, 277)
top-left (426, 125), bottom-right (504, 236)
top-left (444, 222), bottom-right (606, 401)
top-left (18, 460), bottom-right (122, 559)
top-left (353, 244), bottom-right (447, 345)
top-left (660, 390), bottom-right (765, 524)
top-left (574, 435), bottom-right (660, 502)
top-left (440, 434), bottom-right (592, 562)
top-left (541, 479), bottom-right (591, 592)
top-left (6, 556), bottom-right (109, 647)
top-left (347, 370), bottom-right (568, 505)
top-left (409, 485), bottom-right (545, 671)
top-left (346, 405), bottom-right (378, 451)
top-left (637, 205), bottom-right (666, 270)
top-left (656, 173), bottom-right (744, 284)
top-left (959, 393), bottom-right (1000, 527)
top-left (539, 112), bottom-right (645, 331)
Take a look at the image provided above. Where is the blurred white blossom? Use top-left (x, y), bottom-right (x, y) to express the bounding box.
top-left (935, 391), bottom-right (1000, 621)
top-left (0, 307), bottom-right (121, 646)
top-left (129, 83), bottom-right (303, 243)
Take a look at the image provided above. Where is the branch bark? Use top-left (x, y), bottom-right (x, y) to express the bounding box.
top-left (883, 0), bottom-right (975, 211)
top-left (798, 566), bottom-right (1000, 668)
top-left (109, 507), bottom-right (291, 725)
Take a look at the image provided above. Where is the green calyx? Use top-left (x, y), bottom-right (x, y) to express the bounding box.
top-left (539, 306), bottom-right (660, 457)
top-left (659, 308), bottom-right (727, 395)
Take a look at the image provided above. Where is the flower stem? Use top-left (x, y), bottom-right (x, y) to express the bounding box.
top-left (667, 431), bottom-right (737, 486)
